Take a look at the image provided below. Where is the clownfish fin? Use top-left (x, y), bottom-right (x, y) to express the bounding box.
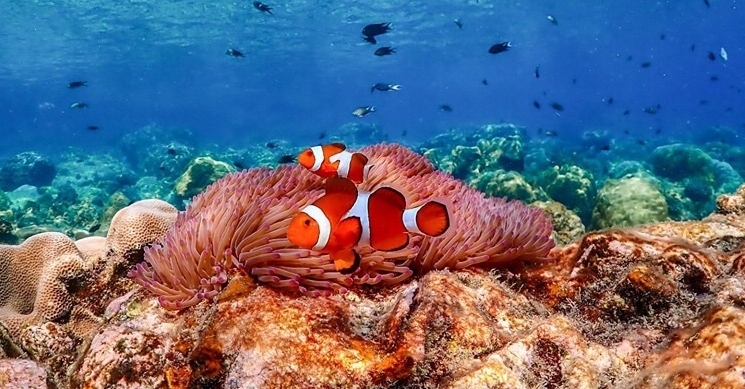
top-left (331, 248), bottom-right (361, 274)
top-left (325, 143), bottom-right (347, 155)
top-left (336, 216), bottom-right (363, 247)
top-left (368, 186), bottom-right (409, 251)
top-left (347, 153), bottom-right (370, 184)
top-left (403, 201), bottom-right (450, 237)
top-left (324, 177), bottom-right (358, 196)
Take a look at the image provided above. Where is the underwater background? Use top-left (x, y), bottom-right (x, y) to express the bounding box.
top-left (0, 0), bottom-right (744, 242)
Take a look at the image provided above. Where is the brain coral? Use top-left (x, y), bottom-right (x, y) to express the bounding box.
top-left (130, 143), bottom-right (555, 309)
top-left (0, 232), bottom-right (86, 337)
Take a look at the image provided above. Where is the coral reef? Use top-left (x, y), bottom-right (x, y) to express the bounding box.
top-left (52, 180), bottom-right (745, 388)
top-left (531, 200), bottom-right (586, 245)
top-left (537, 164), bottom-right (597, 223)
top-left (592, 175), bottom-right (669, 229)
top-left (650, 143), bottom-right (714, 184)
top-left (468, 169), bottom-right (546, 203)
top-left (174, 156), bottom-right (236, 200)
top-left (3, 137), bottom-right (745, 388)
top-left (0, 152), bottom-right (56, 192)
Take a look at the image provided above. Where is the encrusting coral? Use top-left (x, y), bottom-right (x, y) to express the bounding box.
top-left (129, 143), bottom-right (556, 309)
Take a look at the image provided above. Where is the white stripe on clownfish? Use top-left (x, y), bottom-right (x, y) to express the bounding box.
top-left (403, 205), bottom-right (425, 235)
top-left (345, 192), bottom-right (371, 246)
top-left (303, 204), bottom-right (331, 251)
top-left (309, 145), bottom-right (324, 172)
top-left (328, 149), bottom-right (353, 178)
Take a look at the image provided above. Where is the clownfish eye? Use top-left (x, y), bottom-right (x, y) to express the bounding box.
top-left (304, 219), bottom-right (311, 226)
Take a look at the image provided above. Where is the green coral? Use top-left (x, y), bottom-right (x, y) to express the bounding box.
top-left (650, 144), bottom-right (715, 184)
top-left (530, 201), bottom-right (585, 245)
top-left (536, 165), bottom-right (596, 223)
top-left (174, 156), bottom-right (235, 199)
top-left (591, 175), bottom-right (669, 229)
top-left (469, 170), bottom-right (544, 203)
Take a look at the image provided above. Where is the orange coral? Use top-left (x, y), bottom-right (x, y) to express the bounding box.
top-left (130, 143), bottom-right (555, 309)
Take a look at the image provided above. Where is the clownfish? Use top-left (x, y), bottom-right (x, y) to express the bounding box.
top-left (287, 177), bottom-right (450, 274)
top-left (298, 143), bottom-right (373, 184)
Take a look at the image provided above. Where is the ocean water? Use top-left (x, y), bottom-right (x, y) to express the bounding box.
top-left (0, 0), bottom-right (744, 235)
top-left (1, 0), bottom-right (742, 155)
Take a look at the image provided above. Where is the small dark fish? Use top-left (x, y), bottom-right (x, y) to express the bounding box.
top-left (710, 75), bottom-right (719, 81)
top-left (454, 18), bottom-right (463, 29)
top-left (623, 109), bottom-right (631, 116)
top-left (374, 46), bottom-right (395, 56)
top-left (252, 1), bottom-right (273, 14)
top-left (704, 0), bottom-right (710, 7)
top-left (278, 155), bottom-right (295, 164)
top-left (545, 130), bottom-right (558, 137)
top-left (644, 105), bottom-right (660, 114)
top-left (726, 107), bottom-right (733, 112)
top-left (660, 34), bottom-right (666, 40)
top-left (534, 65), bottom-right (540, 79)
top-left (708, 51), bottom-right (716, 61)
top-left (266, 142), bottom-right (278, 149)
top-left (371, 83), bottom-right (402, 93)
top-left (655, 128), bottom-right (662, 134)
top-left (362, 23), bottom-right (392, 41)
top-left (318, 132), bottom-right (326, 140)
top-left (363, 35), bottom-right (377, 44)
top-left (481, 78), bottom-right (488, 85)
top-left (488, 41), bottom-right (512, 54)
top-left (88, 223), bottom-right (101, 234)
top-left (626, 55), bottom-right (633, 61)
top-left (546, 15), bottom-right (558, 25)
top-left (572, 78), bottom-right (577, 84)
top-left (226, 48), bottom-right (245, 57)
top-left (600, 144), bottom-right (611, 151)
top-left (68, 81), bottom-right (87, 89)
top-left (623, 130), bottom-right (629, 134)
top-left (166, 147), bottom-right (177, 155)
top-left (641, 61), bottom-right (652, 68)
top-left (607, 97), bottom-right (614, 105)
top-left (439, 104), bottom-right (453, 112)
top-left (533, 101), bottom-right (541, 109)
top-left (700, 99), bottom-right (709, 105)
top-left (637, 139), bottom-right (647, 145)
top-left (86, 125), bottom-right (99, 131)
top-left (401, 129), bottom-right (407, 137)
top-left (691, 44), bottom-right (696, 51)
top-left (352, 106), bottom-right (376, 117)
top-left (234, 161), bottom-right (246, 169)
top-left (70, 102), bottom-right (88, 109)
top-left (550, 102), bottom-right (564, 111)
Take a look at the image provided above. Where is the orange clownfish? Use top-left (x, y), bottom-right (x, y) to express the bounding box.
top-left (287, 177), bottom-right (450, 274)
top-left (297, 143), bottom-right (372, 184)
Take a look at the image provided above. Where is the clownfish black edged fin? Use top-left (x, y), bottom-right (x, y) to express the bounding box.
top-left (332, 249), bottom-right (362, 274)
top-left (415, 201), bottom-right (450, 237)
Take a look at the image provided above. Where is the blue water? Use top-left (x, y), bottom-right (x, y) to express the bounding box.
top-left (0, 0), bottom-right (743, 156)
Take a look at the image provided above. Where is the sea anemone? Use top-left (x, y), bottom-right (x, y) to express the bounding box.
top-left (130, 143), bottom-right (555, 309)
